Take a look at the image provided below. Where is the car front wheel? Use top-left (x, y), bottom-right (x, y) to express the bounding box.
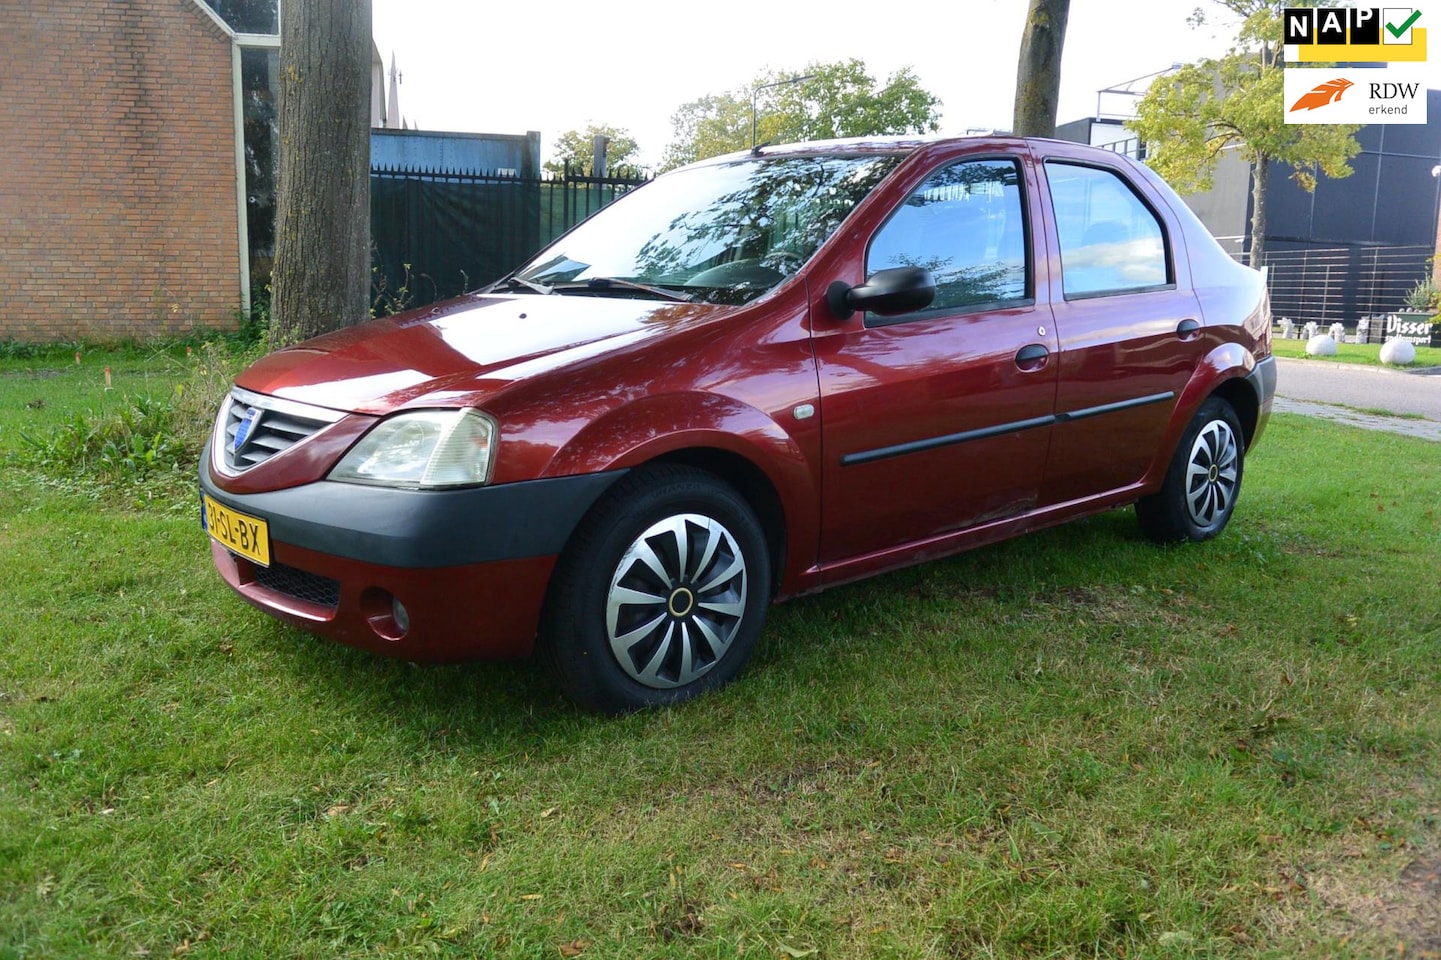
top-left (1136, 397), bottom-right (1244, 543)
top-left (538, 465), bottom-right (772, 713)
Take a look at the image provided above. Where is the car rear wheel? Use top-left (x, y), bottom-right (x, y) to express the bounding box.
top-left (1136, 397), bottom-right (1244, 543)
top-left (537, 465), bottom-right (772, 713)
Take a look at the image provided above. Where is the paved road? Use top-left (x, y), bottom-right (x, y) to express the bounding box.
top-left (1273, 357), bottom-right (1441, 441)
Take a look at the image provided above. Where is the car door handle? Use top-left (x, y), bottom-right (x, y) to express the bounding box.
top-left (1015, 343), bottom-right (1050, 371)
top-left (1177, 318), bottom-right (1201, 341)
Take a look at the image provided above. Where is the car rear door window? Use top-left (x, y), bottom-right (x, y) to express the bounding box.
top-left (1045, 162), bottom-right (1169, 298)
top-left (866, 158), bottom-right (1029, 322)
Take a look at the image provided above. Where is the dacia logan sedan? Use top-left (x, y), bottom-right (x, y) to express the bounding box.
top-left (202, 136), bottom-right (1276, 712)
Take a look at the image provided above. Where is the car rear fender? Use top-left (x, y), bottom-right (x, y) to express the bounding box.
top-left (543, 393), bottom-right (820, 589)
top-left (1140, 342), bottom-right (1260, 490)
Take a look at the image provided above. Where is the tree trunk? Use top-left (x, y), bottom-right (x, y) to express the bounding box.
top-left (268, 0), bottom-right (372, 349)
top-left (1249, 157), bottom-right (1269, 269)
top-left (1012, 0), bottom-right (1071, 138)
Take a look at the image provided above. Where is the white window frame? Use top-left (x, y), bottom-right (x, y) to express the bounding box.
top-left (187, 1), bottom-right (282, 316)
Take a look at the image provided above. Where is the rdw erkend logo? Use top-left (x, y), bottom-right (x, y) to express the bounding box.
top-left (1283, 67), bottom-right (1428, 124)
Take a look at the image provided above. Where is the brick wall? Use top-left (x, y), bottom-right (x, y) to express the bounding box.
top-left (0, 0), bottom-right (241, 342)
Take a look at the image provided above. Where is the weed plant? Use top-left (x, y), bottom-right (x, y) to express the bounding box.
top-left (5, 342), bottom-right (260, 490)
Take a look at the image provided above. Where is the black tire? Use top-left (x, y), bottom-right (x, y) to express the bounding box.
top-left (1136, 397), bottom-right (1245, 543)
top-left (537, 465), bottom-right (772, 713)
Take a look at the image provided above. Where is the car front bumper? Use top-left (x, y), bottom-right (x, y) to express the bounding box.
top-left (200, 454), bottom-right (626, 661)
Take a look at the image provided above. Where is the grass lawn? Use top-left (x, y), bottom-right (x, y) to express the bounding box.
top-left (0, 348), bottom-right (193, 454)
top-left (2, 351), bottom-right (1439, 958)
top-left (1271, 337), bottom-right (1441, 368)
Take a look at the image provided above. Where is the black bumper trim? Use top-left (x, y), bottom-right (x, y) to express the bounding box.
top-left (200, 465), bottom-right (628, 569)
top-left (1248, 354), bottom-right (1278, 406)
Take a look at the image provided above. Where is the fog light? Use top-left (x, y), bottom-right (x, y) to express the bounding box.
top-left (361, 587), bottom-right (410, 642)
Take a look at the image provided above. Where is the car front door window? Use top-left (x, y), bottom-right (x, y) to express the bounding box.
top-left (865, 158), bottom-right (1030, 322)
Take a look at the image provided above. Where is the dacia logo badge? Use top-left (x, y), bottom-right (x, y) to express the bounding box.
top-left (233, 406), bottom-right (260, 454)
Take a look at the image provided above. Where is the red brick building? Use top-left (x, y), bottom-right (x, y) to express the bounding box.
top-left (0, 0), bottom-right (276, 342)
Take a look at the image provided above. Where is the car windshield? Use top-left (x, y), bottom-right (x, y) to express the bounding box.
top-left (511, 154), bottom-right (902, 305)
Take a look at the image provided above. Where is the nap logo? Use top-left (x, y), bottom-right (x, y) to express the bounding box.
top-left (1284, 67), bottom-right (1428, 123)
top-left (1289, 77), bottom-right (1355, 111)
top-left (1284, 7), bottom-right (1428, 62)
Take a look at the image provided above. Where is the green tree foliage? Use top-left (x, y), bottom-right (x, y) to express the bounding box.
top-left (660, 59), bottom-right (941, 170)
top-left (543, 124), bottom-right (640, 176)
top-left (1128, 0), bottom-right (1361, 266)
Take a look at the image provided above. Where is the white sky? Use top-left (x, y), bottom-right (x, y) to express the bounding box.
top-left (369, 0), bottom-right (1441, 168)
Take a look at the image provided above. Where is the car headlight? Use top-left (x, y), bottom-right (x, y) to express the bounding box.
top-left (329, 409), bottom-right (497, 488)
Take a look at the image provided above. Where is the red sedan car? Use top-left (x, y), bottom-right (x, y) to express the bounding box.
top-left (202, 136), bottom-right (1275, 712)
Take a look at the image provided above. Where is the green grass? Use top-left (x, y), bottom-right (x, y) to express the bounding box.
top-left (0, 344), bottom-right (256, 490)
top-left (0, 349), bottom-right (190, 456)
top-left (3, 351), bottom-right (1440, 958)
top-left (1271, 337), bottom-right (1441, 368)
top-left (1341, 405), bottom-right (1428, 421)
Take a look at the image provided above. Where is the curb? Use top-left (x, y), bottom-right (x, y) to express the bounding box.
top-left (1273, 397), bottom-right (1441, 441)
top-left (1274, 356), bottom-right (1441, 377)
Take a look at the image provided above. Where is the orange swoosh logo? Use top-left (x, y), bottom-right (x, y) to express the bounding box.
top-left (1289, 77), bottom-right (1354, 111)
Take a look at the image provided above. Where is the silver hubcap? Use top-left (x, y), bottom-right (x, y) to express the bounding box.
top-left (606, 513), bottom-right (748, 689)
top-left (1185, 420), bottom-right (1239, 528)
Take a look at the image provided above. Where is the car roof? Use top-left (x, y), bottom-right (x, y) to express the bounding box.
top-left (694, 135), bottom-right (947, 165)
top-left (691, 134), bottom-right (1129, 167)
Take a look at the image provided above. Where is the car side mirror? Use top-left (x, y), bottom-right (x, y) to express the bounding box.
top-left (826, 267), bottom-right (936, 320)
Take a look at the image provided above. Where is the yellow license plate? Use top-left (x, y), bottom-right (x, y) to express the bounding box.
top-left (203, 494), bottom-right (271, 567)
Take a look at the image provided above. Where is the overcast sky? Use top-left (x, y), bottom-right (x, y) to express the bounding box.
top-left (369, 0), bottom-right (1440, 167)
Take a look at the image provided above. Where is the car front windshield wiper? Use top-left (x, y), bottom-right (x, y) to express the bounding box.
top-left (549, 277), bottom-right (695, 303)
top-left (487, 275), bottom-right (554, 295)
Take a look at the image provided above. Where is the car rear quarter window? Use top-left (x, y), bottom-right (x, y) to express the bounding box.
top-left (1045, 161), bottom-right (1170, 298)
top-left (865, 158), bottom-right (1029, 322)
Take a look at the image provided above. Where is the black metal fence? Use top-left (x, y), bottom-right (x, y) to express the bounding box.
top-left (1251, 244), bottom-right (1431, 327)
top-left (370, 163), bottom-right (650, 310)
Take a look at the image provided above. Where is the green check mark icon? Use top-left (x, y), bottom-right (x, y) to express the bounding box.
top-left (1387, 10), bottom-right (1422, 38)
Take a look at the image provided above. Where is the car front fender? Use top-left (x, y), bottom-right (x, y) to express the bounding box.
top-left (543, 392), bottom-right (821, 589)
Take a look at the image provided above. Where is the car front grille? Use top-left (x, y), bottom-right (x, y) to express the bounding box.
top-left (217, 388), bottom-right (345, 472)
top-left (252, 561), bottom-right (341, 609)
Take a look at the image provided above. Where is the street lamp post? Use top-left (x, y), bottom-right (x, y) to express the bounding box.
top-left (751, 74), bottom-right (816, 150)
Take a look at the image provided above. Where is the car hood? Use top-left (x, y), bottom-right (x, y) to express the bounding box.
top-left (237, 294), bottom-right (730, 414)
